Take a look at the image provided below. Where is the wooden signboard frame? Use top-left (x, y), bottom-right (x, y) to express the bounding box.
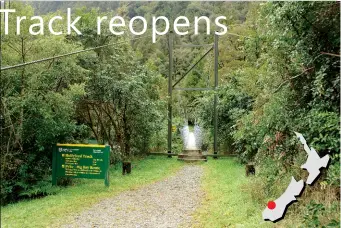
top-left (52, 144), bottom-right (110, 187)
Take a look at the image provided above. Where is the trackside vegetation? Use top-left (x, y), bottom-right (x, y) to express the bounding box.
top-left (1, 157), bottom-right (183, 227)
top-left (0, 2), bottom-right (339, 227)
top-left (194, 159), bottom-right (339, 227)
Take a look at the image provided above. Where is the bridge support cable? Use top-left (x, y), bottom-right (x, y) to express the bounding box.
top-left (1, 35), bottom-right (151, 71)
top-left (172, 46), bottom-right (213, 88)
top-left (168, 33), bottom-right (219, 158)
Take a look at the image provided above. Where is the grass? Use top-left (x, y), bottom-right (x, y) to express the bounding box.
top-left (193, 158), bottom-right (340, 228)
top-left (3, 157), bottom-right (337, 228)
top-left (1, 156), bottom-right (183, 228)
top-left (193, 158), bottom-right (273, 228)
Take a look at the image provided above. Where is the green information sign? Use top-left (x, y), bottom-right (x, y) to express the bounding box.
top-left (52, 144), bottom-right (110, 187)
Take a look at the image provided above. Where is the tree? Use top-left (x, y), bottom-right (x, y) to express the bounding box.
top-left (1, 3), bottom-right (88, 203)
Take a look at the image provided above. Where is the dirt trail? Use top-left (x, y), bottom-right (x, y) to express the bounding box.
top-left (63, 165), bottom-right (203, 228)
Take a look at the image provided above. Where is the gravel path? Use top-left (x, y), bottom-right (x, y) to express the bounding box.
top-left (63, 165), bottom-right (204, 228)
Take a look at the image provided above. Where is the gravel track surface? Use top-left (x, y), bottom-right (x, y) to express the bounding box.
top-left (63, 165), bottom-right (203, 228)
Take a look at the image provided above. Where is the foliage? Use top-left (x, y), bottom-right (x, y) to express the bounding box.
top-left (1, 157), bottom-right (183, 227)
top-left (0, 3), bottom-right (90, 204)
top-left (1, 2), bottom-right (339, 226)
top-left (302, 200), bottom-right (340, 228)
top-left (194, 159), bottom-right (271, 228)
top-left (196, 1), bottom-right (339, 225)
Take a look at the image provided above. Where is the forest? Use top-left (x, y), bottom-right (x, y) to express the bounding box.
top-left (0, 1), bottom-right (340, 227)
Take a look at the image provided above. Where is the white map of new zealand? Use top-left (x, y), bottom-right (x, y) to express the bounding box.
top-left (294, 132), bottom-right (330, 185)
top-left (262, 132), bottom-right (330, 222)
top-left (262, 177), bottom-right (304, 222)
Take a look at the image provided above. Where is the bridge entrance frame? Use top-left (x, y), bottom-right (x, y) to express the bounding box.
top-left (167, 32), bottom-right (219, 158)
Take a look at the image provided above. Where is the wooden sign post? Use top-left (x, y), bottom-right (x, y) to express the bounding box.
top-left (52, 144), bottom-right (110, 187)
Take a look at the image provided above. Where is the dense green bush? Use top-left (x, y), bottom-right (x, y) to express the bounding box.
top-left (197, 1), bottom-right (339, 224)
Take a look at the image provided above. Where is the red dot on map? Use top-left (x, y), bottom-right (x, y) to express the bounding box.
top-left (267, 201), bottom-right (276, 210)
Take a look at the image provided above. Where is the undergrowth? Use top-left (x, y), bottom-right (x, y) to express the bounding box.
top-left (1, 156), bottom-right (183, 228)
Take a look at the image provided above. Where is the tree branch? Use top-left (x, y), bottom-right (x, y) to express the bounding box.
top-left (320, 52), bottom-right (340, 57)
